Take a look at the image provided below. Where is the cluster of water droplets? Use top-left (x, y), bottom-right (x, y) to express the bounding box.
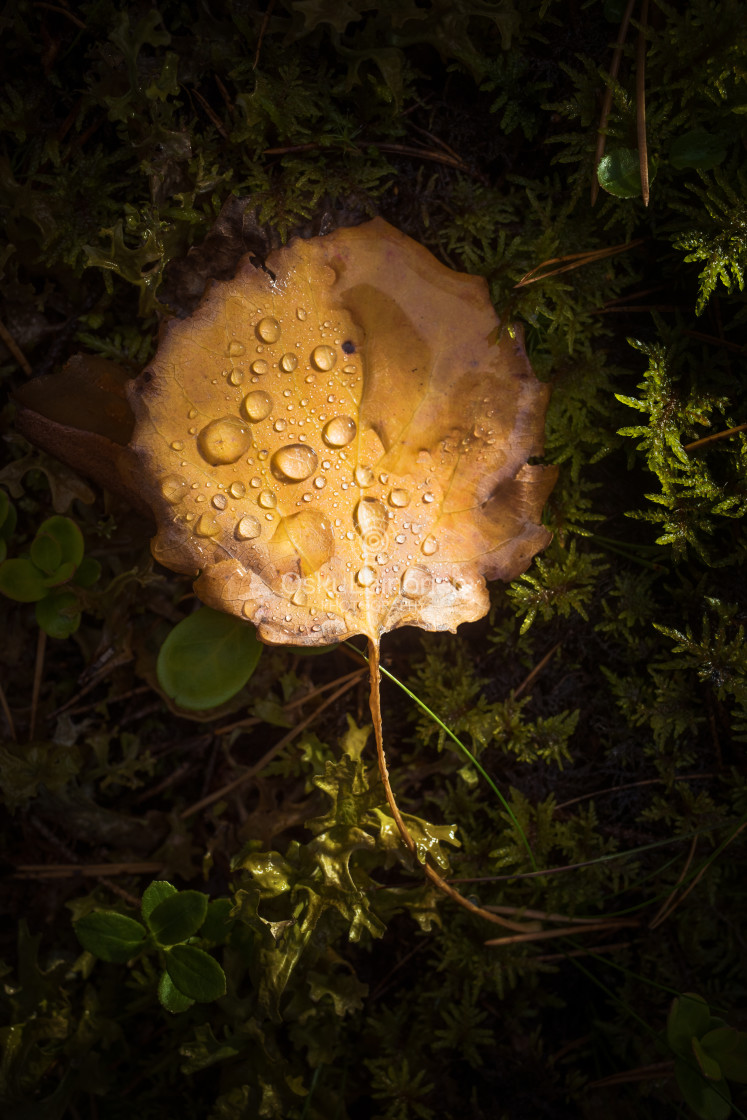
top-left (156, 303), bottom-right (446, 628)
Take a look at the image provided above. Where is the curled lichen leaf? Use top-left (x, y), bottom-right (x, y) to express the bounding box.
top-left (128, 219), bottom-right (556, 644)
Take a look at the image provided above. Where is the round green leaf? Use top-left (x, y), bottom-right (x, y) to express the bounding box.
top-left (43, 559), bottom-right (77, 588)
top-left (156, 607), bottom-right (263, 711)
top-left (0, 558), bottom-right (49, 602)
top-left (73, 556), bottom-right (102, 588)
top-left (30, 531), bottom-right (62, 576)
top-left (669, 993), bottom-right (712, 1057)
top-left (702, 1027), bottom-right (747, 1084)
top-left (597, 148), bottom-right (648, 198)
top-left (74, 911), bottom-right (148, 963)
top-left (141, 880), bottom-right (178, 922)
top-left (158, 970), bottom-right (194, 1014)
top-left (36, 516), bottom-right (84, 568)
top-left (670, 129), bottom-right (728, 171)
top-left (146, 890), bottom-right (208, 945)
top-left (200, 898), bottom-right (235, 945)
top-left (675, 1057), bottom-right (732, 1120)
top-left (35, 591), bottom-right (81, 639)
top-left (165, 944), bottom-right (226, 1002)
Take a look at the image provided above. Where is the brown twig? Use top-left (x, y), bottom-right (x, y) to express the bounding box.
top-left (29, 629), bottom-right (47, 742)
top-left (214, 668), bottom-right (365, 735)
top-left (648, 835), bottom-right (698, 929)
top-left (13, 861), bottom-right (164, 879)
top-left (180, 673), bottom-right (363, 818)
top-left (636, 0), bottom-right (650, 205)
top-left (649, 822), bottom-right (747, 928)
top-left (484, 918), bottom-right (639, 948)
top-left (190, 87), bottom-right (228, 139)
top-left (554, 772), bottom-right (713, 812)
top-left (368, 639), bottom-right (539, 935)
top-left (682, 328), bottom-right (747, 355)
top-left (0, 681), bottom-right (16, 741)
top-left (253, 0), bottom-right (276, 69)
top-left (591, 0), bottom-right (637, 205)
top-left (513, 642), bottom-right (561, 699)
top-left (586, 1060), bottom-right (674, 1089)
top-left (33, 2), bottom-right (86, 29)
top-left (0, 317), bottom-right (33, 376)
top-left (535, 939), bottom-right (632, 963)
top-left (684, 423), bottom-right (747, 453)
top-left (514, 239), bottom-right (644, 287)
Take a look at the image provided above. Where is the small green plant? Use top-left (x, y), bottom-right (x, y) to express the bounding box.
top-left (156, 606), bottom-right (264, 710)
top-left (667, 993), bottom-right (747, 1120)
top-left (74, 880), bottom-right (231, 1013)
top-left (0, 502), bottom-right (100, 638)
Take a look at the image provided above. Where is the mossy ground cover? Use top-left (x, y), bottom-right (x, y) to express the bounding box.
top-left (1, 2), bottom-right (746, 1117)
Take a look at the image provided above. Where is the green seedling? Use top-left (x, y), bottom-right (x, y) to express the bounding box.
top-left (74, 880), bottom-right (232, 1013)
top-left (0, 504), bottom-right (101, 638)
top-left (667, 993), bottom-right (747, 1119)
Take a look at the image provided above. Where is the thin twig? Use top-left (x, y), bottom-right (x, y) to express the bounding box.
top-left (33, 2), bottom-right (86, 29)
top-left (0, 317), bottom-right (33, 376)
top-left (253, 0), bottom-right (276, 69)
top-left (684, 423), bottom-right (747, 453)
top-left (649, 822), bottom-right (747, 928)
top-left (0, 680), bottom-right (16, 741)
top-left (636, 0), bottom-right (650, 205)
top-left (29, 629), bottom-right (47, 741)
top-left (554, 772), bottom-right (713, 812)
top-left (535, 939), bottom-right (632, 963)
top-left (368, 639), bottom-right (538, 935)
top-left (180, 674), bottom-right (362, 818)
top-left (586, 1060), bottom-right (674, 1089)
top-left (13, 861), bottom-right (164, 879)
top-left (483, 903), bottom-right (610, 925)
top-left (514, 239), bottom-right (644, 287)
top-left (592, 0), bottom-right (637, 205)
top-left (484, 918), bottom-right (639, 948)
top-left (648, 835), bottom-right (697, 929)
top-left (513, 642), bottom-right (561, 699)
top-left (191, 87), bottom-right (228, 139)
top-left (214, 668), bottom-right (365, 735)
top-left (682, 328), bottom-right (747, 355)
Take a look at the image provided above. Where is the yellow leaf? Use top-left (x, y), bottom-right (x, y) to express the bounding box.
top-left (129, 218), bottom-right (556, 645)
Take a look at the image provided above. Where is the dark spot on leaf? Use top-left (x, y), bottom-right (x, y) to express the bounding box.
top-left (342, 340), bottom-right (355, 354)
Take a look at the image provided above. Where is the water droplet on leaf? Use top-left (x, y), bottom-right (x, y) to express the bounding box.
top-left (197, 417), bottom-right (252, 465)
top-left (272, 444), bottom-right (318, 482)
top-left (241, 391), bottom-right (273, 422)
top-left (322, 415), bottom-right (357, 447)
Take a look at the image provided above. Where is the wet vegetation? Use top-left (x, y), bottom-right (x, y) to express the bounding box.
top-left (1, 2), bottom-right (747, 1118)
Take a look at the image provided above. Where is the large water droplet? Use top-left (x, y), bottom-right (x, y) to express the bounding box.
top-left (235, 515), bottom-right (261, 540)
top-left (354, 465), bottom-right (374, 488)
top-left (402, 567), bottom-right (431, 599)
top-left (212, 493), bottom-right (227, 511)
top-left (311, 345), bottom-right (337, 371)
top-left (229, 481), bottom-right (246, 499)
top-left (272, 444), bottom-right (318, 482)
top-left (280, 352), bottom-right (298, 373)
top-left (292, 587), bottom-right (308, 606)
top-left (241, 390), bottom-right (273, 422)
top-left (354, 498), bottom-right (389, 549)
top-left (274, 419), bottom-right (287, 433)
top-left (194, 513), bottom-right (220, 537)
top-left (171, 440), bottom-right (184, 451)
top-left (251, 359), bottom-right (268, 376)
top-left (423, 492), bottom-right (435, 504)
top-left (228, 369), bottom-right (244, 387)
top-left (421, 536), bottom-right (438, 556)
top-left (322, 415), bottom-right (357, 447)
top-left (314, 476), bottom-right (326, 489)
top-left (296, 307), bottom-right (307, 322)
top-left (256, 316), bottom-right (281, 343)
top-left (228, 339), bottom-right (245, 356)
top-left (197, 417), bottom-right (252, 465)
top-left (356, 566), bottom-right (376, 587)
top-left (161, 475), bottom-right (188, 503)
top-left (389, 488), bottom-right (410, 508)
top-left (278, 510), bottom-right (335, 574)
top-left (258, 490), bottom-right (277, 509)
